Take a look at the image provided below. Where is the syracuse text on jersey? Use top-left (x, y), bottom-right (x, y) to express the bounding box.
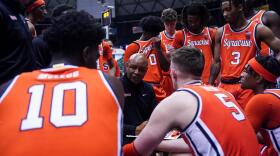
top-left (187, 40), bottom-right (209, 47)
top-left (223, 39), bottom-right (252, 47)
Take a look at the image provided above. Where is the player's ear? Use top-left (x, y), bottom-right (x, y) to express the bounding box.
top-left (255, 74), bottom-right (263, 84)
top-left (171, 69), bottom-right (177, 80)
top-left (82, 46), bottom-right (90, 62)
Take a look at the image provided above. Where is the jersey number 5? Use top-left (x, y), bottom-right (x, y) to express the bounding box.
top-left (215, 93), bottom-right (245, 121)
top-left (21, 81), bottom-right (87, 131)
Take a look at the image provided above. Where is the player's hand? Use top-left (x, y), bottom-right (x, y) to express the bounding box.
top-left (135, 121), bottom-right (148, 135)
top-left (151, 37), bottom-right (161, 50)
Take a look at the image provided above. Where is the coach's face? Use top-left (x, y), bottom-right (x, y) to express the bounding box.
top-left (126, 56), bottom-right (148, 84)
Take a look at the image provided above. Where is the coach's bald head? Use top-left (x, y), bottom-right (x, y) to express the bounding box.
top-left (126, 53), bottom-right (148, 84)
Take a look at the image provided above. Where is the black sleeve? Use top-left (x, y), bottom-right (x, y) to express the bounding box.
top-left (147, 85), bottom-right (157, 116)
top-left (0, 78), bottom-right (14, 98)
top-left (123, 124), bottom-right (136, 136)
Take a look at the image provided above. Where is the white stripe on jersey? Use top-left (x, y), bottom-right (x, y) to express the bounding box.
top-left (98, 71), bottom-right (123, 156)
top-left (267, 127), bottom-right (280, 155)
top-left (183, 119), bottom-right (224, 156)
top-left (0, 76), bottom-right (19, 103)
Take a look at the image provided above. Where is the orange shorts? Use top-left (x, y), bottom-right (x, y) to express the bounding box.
top-left (219, 83), bottom-right (254, 109)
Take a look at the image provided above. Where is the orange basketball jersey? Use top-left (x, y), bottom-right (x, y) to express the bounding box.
top-left (221, 22), bottom-right (260, 79)
top-left (0, 66), bottom-right (122, 156)
top-left (98, 57), bottom-right (121, 77)
top-left (173, 28), bottom-right (215, 84)
top-left (124, 39), bottom-right (167, 84)
top-left (160, 30), bottom-right (176, 52)
top-left (249, 10), bottom-right (271, 56)
top-left (257, 89), bottom-right (280, 156)
top-left (180, 83), bottom-right (260, 156)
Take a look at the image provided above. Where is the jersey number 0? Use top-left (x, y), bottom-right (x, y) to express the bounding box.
top-left (21, 81), bottom-right (87, 131)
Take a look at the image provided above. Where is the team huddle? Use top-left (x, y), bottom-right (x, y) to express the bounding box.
top-left (0, 0), bottom-right (280, 156)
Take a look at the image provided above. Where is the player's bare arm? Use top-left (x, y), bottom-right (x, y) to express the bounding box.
top-left (263, 10), bottom-right (280, 38)
top-left (256, 24), bottom-right (280, 61)
top-left (209, 27), bottom-right (223, 85)
top-left (151, 37), bottom-right (170, 71)
top-left (156, 138), bottom-right (191, 153)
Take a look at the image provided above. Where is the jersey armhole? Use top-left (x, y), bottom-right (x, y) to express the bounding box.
top-left (132, 41), bottom-right (141, 53)
top-left (0, 76), bottom-right (19, 103)
top-left (254, 23), bottom-right (261, 55)
top-left (176, 88), bottom-right (202, 132)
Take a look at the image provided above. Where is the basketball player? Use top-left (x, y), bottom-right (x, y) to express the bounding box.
top-left (0, 11), bottom-right (124, 156)
top-left (159, 8), bottom-right (178, 97)
top-left (98, 40), bottom-right (121, 77)
top-left (209, 0), bottom-right (280, 108)
top-left (244, 0), bottom-right (280, 56)
top-left (173, 4), bottom-right (216, 85)
top-left (241, 56), bottom-right (280, 156)
top-left (124, 16), bottom-right (169, 102)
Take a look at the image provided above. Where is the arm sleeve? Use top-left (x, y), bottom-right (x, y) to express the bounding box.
top-left (123, 142), bottom-right (141, 156)
top-left (245, 94), bottom-right (272, 132)
top-left (124, 43), bottom-right (139, 63)
top-left (149, 86), bottom-right (158, 115)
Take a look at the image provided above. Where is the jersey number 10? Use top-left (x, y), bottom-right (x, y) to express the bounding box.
top-left (21, 81), bottom-right (87, 131)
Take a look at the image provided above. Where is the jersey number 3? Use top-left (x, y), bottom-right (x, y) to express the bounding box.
top-left (21, 81), bottom-right (87, 131)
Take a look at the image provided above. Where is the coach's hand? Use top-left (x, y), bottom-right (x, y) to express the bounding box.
top-left (135, 121), bottom-right (148, 135)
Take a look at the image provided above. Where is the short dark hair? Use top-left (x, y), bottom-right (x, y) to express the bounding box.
top-left (139, 16), bottom-right (164, 35)
top-left (255, 56), bottom-right (280, 77)
top-left (44, 11), bottom-right (105, 55)
top-left (221, 0), bottom-right (245, 8)
top-left (181, 3), bottom-right (209, 26)
top-left (171, 46), bottom-right (204, 77)
top-left (161, 8), bottom-right (177, 22)
top-left (51, 4), bottom-right (74, 19)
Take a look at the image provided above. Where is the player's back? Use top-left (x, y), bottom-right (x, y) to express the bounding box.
top-left (0, 66), bottom-right (122, 156)
top-left (180, 84), bottom-right (260, 156)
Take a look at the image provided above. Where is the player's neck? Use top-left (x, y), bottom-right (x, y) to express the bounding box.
top-left (253, 85), bottom-right (265, 94)
top-left (230, 16), bottom-right (249, 31)
top-left (50, 55), bottom-right (82, 67)
top-left (178, 78), bottom-right (201, 88)
top-left (165, 30), bottom-right (175, 37)
top-left (140, 33), bottom-right (154, 41)
top-left (189, 26), bottom-right (203, 34)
